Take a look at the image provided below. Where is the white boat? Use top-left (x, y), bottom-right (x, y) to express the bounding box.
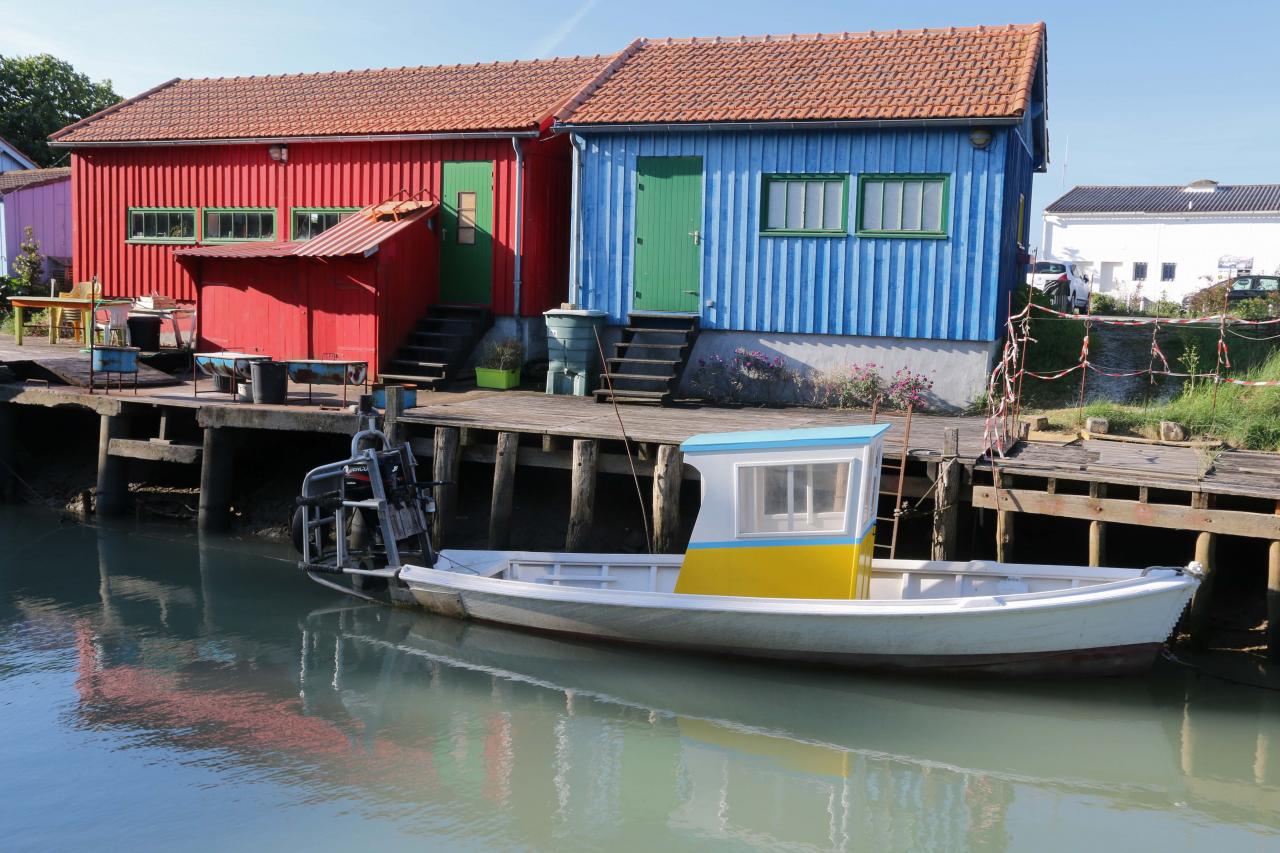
top-left (298, 416), bottom-right (1200, 677)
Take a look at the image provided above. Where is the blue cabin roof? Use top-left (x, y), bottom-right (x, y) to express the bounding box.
top-left (681, 423), bottom-right (891, 454)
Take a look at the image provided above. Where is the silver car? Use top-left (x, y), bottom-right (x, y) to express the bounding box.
top-left (1028, 261), bottom-right (1089, 310)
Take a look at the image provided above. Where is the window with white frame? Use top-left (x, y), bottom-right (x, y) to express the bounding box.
top-left (737, 461), bottom-right (851, 535)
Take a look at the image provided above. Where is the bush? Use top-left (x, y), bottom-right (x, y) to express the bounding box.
top-left (885, 367), bottom-right (934, 411)
top-left (477, 338), bottom-right (522, 370)
top-left (688, 353), bottom-right (740, 404)
top-left (1184, 282), bottom-right (1229, 317)
top-left (811, 362), bottom-right (885, 408)
top-left (1089, 292), bottom-right (1126, 315)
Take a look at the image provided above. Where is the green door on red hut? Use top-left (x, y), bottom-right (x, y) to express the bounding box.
top-left (440, 161), bottom-right (494, 304)
top-left (633, 156), bottom-right (703, 313)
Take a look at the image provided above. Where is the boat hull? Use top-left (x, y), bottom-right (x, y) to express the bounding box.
top-left (401, 564), bottom-right (1196, 678)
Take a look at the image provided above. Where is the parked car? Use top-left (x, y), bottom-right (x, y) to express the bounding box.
top-left (1183, 275), bottom-right (1280, 314)
top-left (1027, 261), bottom-right (1089, 311)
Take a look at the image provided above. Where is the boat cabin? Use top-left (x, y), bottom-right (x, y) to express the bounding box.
top-left (675, 424), bottom-right (889, 599)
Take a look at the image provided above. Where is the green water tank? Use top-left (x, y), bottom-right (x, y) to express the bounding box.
top-left (544, 308), bottom-right (608, 396)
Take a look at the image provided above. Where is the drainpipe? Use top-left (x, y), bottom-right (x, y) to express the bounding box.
top-left (568, 133), bottom-right (585, 307)
top-left (510, 137), bottom-right (525, 319)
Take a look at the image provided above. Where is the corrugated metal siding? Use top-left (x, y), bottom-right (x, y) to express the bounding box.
top-left (197, 258), bottom-right (310, 358)
top-left (71, 139), bottom-right (550, 314)
top-left (575, 127), bottom-right (1013, 342)
top-left (3, 179), bottom-right (72, 275)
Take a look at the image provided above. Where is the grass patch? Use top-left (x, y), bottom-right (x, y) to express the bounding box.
top-left (1040, 347), bottom-right (1280, 450)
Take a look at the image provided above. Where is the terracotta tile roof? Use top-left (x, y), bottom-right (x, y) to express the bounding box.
top-left (0, 167), bottom-right (71, 195)
top-left (51, 55), bottom-right (615, 144)
top-left (557, 24), bottom-right (1045, 126)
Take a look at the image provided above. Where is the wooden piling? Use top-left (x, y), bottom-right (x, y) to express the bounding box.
top-left (488, 431), bottom-right (519, 549)
top-left (651, 444), bottom-right (683, 553)
top-left (1088, 483), bottom-right (1107, 567)
top-left (1187, 492), bottom-right (1217, 649)
top-left (384, 385), bottom-right (405, 444)
top-left (931, 428), bottom-right (960, 560)
top-left (96, 414), bottom-right (129, 517)
top-left (197, 426), bottom-right (232, 532)
top-left (0, 404), bottom-right (15, 502)
top-left (565, 439), bottom-right (598, 551)
top-left (994, 468), bottom-right (1013, 563)
top-left (431, 426), bottom-right (461, 548)
top-left (1269, 502), bottom-right (1280, 661)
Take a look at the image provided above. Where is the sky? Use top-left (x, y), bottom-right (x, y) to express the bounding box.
top-left (3, 0), bottom-right (1276, 249)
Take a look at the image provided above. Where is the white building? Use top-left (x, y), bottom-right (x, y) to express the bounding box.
top-left (1040, 180), bottom-right (1280, 304)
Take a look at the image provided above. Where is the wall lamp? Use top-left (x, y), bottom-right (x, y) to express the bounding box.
top-left (268, 144), bottom-right (289, 163)
top-left (968, 127), bottom-right (992, 150)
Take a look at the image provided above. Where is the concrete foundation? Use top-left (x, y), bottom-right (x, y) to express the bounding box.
top-left (679, 330), bottom-right (1000, 411)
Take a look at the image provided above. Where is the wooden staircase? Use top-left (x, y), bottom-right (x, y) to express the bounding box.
top-left (594, 313), bottom-right (699, 405)
top-left (381, 304), bottom-right (493, 390)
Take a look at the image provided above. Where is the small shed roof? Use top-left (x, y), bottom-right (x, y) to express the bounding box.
top-left (51, 56), bottom-right (615, 145)
top-left (0, 167), bottom-right (70, 196)
top-left (0, 135), bottom-right (38, 169)
top-left (1046, 184), bottom-right (1280, 215)
top-left (557, 24), bottom-right (1045, 127)
top-left (174, 200), bottom-right (436, 260)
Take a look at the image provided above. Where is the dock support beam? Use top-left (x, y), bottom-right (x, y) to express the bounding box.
top-left (931, 428), bottom-right (960, 560)
top-left (198, 427), bottom-right (233, 533)
top-left (994, 469), bottom-right (1013, 563)
top-left (488, 431), bottom-right (519, 550)
top-left (1269, 502), bottom-right (1280, 661)
top-left (1088, 483), bottom-right (1107, 567)
top-left (1187, 492), bottom-right (1217, 649)
top-left (384, 385), bottom-right (405, 445)
top-left (565, 439), bottom-right (598, 551)
top-left (96, 414), bottom-right (129, 517)
top-left (652, 444), bottom-right (683, 553)
top-left (432, 427), bottom-right (460, 548)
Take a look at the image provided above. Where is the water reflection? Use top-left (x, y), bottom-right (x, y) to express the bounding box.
top-left (2, 508), bottom-right (1278, 852)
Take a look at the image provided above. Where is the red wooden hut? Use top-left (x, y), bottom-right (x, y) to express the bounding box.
top-left (49, 55), bottom-right (615, 384)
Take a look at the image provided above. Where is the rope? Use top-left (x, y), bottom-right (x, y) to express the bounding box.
top-left (592, 326), bottom-right (652, 553)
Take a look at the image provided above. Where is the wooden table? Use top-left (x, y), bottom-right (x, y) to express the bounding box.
top-left (8, 296), bottom-right (132, 346)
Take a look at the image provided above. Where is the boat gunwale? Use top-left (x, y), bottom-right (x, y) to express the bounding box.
top-left (401, 562), bottom-right (1197, 616)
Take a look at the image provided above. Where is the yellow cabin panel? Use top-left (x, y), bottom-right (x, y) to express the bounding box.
top-left (674, 529), bottom-right (875, 600)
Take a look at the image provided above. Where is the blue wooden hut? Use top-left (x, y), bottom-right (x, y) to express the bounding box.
top-left (554, 24), bottom-right (1048, 407)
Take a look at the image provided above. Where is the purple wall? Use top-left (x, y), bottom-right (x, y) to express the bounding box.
top-left (3, 178), bottom-right (71, 277)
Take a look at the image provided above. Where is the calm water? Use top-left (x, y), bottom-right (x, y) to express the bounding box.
top-left (2, 507), bottom-right (1278, 852)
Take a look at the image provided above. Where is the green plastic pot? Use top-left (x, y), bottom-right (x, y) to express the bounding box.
top-left (475, 367), bottom-right (520, 390)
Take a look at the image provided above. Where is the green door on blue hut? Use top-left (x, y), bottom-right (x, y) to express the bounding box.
top-left (440, 161), bottom-right (494, 304)
top-left (633, 156), bottom-right (703, 313)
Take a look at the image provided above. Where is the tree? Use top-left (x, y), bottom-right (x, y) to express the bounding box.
top-left (0, 54), bottom-right (121, 167)
top-left (11, 226), bottom-right (46, 293)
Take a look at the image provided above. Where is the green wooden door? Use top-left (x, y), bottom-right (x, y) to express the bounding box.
top-left (441, 161), bottom-right (494, 304)
top-left (633, 156), bottom-right (702, 313)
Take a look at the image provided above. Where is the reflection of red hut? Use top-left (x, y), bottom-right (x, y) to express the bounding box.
top-left (175, 199), bottom-right (437, 368)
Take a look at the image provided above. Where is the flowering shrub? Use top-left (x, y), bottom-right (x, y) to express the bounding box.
top-left (812, 362), bottom-right (884, 408)
top-left (732, 347), bottom-right (798, 404)
top-left (884, 367), bottom-right (934, 411)
top-left (688, 353), bottom-right (740, 403)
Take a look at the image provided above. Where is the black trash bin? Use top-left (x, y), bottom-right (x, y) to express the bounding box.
top-left (250, 360), bottom-right (288, 404)
top-left (127, 315), bottom-right (162, 351)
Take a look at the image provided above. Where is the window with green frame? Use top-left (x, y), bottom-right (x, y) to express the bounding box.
top-left (203, 208), bottom-right (277, 242)
top-left (291, 207), bottom-right (360, 241)
top-left (761, 174), bottom-right (848, 235)
top-left (127, 208), bottom-right (196, 243)
top-left (857, 174), bottom-right (949, 237)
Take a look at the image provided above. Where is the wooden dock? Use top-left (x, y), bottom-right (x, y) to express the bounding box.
top-left (1, 335), bottom-right (1278, 657)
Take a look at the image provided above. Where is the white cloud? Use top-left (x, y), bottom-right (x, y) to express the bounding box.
top-left (533, 0), bottom-right (599, 58)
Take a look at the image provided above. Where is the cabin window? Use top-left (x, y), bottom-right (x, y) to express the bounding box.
top-left (737, 461), bottom-right (851, 535)
top-left (1161, 262), bottom-right (1177, 282)
top-left (856, 174), bottom-right (949, 238)
top-left (291, 207), bottom-right (359, 240)
top-left (203, 208), bottom-right (277, 242)
top-left (126, 208), bottom-right (196, 244)
top-left (761, 175), bottom-right (848, 235)
top-left (1132, 262), bottom-right (1148, 281)
top-left (456, 192), bottom-right (477, 244)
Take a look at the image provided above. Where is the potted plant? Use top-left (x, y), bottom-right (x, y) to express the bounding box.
top-left (475, 338), bottom-right (523, 390)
